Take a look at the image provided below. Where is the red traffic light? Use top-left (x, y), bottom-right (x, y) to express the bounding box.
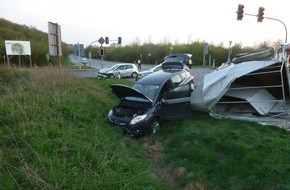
top-left (237, 4), bottom-right (244, 20)
top-left (99, 46), bottom-right (104, 56)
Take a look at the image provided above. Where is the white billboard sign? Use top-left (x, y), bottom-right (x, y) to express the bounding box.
top-left (5, 40), bottom-right (31, 55)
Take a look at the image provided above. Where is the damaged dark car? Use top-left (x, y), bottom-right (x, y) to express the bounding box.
top-left (108, 62), bottom-right (194, 137)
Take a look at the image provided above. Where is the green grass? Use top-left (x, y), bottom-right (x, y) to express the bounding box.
top-left (152, 113), bottom-right (290, 189)
top-left (0, 68), bottom-right (290, 189)
top-left (0, 68), bottom-right (167, 189)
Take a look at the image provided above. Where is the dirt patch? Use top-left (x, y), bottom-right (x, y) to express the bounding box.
top-left (173, 167), bottom-right (187, 179)
top-left (143, 140), bottom-right (163, 162)
top-left (143, 139), bottom-right (204, 189)
top-left (183, 183), bottom-right (205, 190)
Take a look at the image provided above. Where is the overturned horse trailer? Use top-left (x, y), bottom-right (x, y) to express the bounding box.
top-left (191, 59), bottom-right (290, 129)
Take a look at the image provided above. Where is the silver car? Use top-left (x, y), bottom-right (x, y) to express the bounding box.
top-left (97, 63), bottom-right (139, 78)
top-left (81, 58), bottom-right (88, 65)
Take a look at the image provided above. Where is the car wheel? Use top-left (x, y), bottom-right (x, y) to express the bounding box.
top-left (148, 118), bottom-right (161, 135)
top-left (109, 74), bottom-right (114, 78)
top-left (131, 72), bottom-right (138, 78)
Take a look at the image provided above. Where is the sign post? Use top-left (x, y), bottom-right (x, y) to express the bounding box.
top-left (203, 43), bottom-right (208, 66)
top-left (98, 37), bottom-right (105, 68)
top-left (89, 52), bottom-right (92, 67)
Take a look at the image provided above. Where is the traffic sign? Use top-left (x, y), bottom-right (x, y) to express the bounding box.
top-left (98, 37), bottom-right (105, 45)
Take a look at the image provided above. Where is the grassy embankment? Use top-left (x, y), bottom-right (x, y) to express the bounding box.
top-left (0, 68), bottom-right (290, 189)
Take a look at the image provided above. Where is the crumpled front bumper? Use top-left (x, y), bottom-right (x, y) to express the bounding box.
top-left (108, 117), bottom-right (144, 137)
top-left (97, 73), bottom-right (109, 78)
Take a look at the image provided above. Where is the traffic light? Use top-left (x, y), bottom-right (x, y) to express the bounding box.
top-left (118, 37), bottom-right (122, 45)
top-left (105, 37), bottom-right (109, 44)
top-left (257, 7), bottom-right (265, 22)
top-left (236, 4), bottom-right (244, 20)
top-left (99, 46), bottom-right (104, 56)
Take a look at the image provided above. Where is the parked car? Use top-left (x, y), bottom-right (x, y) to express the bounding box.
top-left (81, 57), bottom-right (88, 65)
top-left (108, 62), bottom-right (194, 137)
top-left (97, 63), bottom-right (138, 79)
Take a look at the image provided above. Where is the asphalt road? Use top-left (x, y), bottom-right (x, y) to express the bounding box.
top-left (69, 54), bottom-right (215, 84)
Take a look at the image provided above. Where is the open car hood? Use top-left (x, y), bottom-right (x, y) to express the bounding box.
top-left (98, 67), bottom-right (111, 73)
top-left (110, 84), bottom-right (151, 101)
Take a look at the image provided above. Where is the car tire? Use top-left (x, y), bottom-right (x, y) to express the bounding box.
top-left (131, 72), bottom-right (138, 78)
top-left (148, 118), bottom-right (161, 135)
top-left (109, 74), bottom-right (114, 78)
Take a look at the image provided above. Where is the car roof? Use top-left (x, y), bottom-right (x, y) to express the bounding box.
top-left (136, 69), bottom-right (184, 85)
top-left (119, 63), bottom-right (134, 65)
top-left (113, 63), bottom-right (134, 66)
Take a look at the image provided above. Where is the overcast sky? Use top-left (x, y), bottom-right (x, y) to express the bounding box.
top-left (1, 0), bottom-right (289, 47)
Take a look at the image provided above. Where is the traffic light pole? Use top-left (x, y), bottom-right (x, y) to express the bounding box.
top-left (87, 36), bottom-right (122, 69)
top-left (263, 17), bottom-right (287, 43)
top-left (264, 17), bottom-right (288, 60)
top-left (242, 12), bottom-right (288, 59)
top-left (243, 13), bottom-right (288, 44)
top-left (101, 53), bottom-right (104, 69)
top-left (88, 40), bottom-right (98, 68)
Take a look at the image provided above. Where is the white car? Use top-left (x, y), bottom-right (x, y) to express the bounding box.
top-left (97, 63), bottom-right (139, 78)
top-left (81, 58), bottom-right (88, 65)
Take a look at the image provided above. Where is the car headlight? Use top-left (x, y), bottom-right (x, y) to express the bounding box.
top-left (108, 110), bottom-right (113, 117)
top-left (129, 114), bottom-right (147, 125)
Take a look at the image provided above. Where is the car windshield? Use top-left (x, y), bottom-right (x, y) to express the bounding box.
top-left (133, 83), bottom-right (160, 101)
top-left (109, 64), bottom-right (120, 70)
